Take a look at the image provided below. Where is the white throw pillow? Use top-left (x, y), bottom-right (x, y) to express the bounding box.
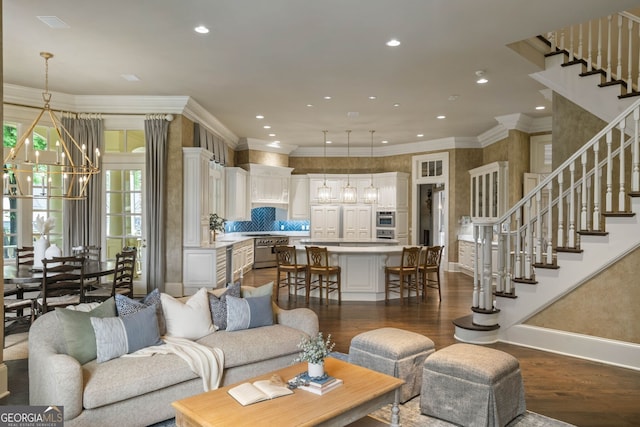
top-left (161, 287), bottom-right (215, 340)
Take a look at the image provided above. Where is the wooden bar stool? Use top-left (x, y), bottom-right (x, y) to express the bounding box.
top-left (419, 245), bottom-right (444, 301)
top-left (385, 246), bottom-right (421, 304)
top-left (305, 246), bottom-right (341, 305)
top-left (274, 245), bottom-right (307, 301)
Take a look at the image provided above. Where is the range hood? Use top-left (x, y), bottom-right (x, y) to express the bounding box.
top-left (243, 164), bottom-right (293, 209)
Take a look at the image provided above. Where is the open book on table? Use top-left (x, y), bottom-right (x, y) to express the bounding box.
top-left (228, 380), bottom-right (293, 406)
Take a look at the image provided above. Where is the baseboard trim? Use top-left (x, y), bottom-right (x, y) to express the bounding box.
top-left (500, 324), bottom-right (640, 371)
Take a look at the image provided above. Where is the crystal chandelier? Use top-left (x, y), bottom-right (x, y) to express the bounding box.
top-left (342, 130), bottom-right (357, 203)
top-left (317, 130), bottom-right (332, 203)
top-left (363, 130), bottom-right (378, 204)
top-left (3, 52), bottom-right (100, 200)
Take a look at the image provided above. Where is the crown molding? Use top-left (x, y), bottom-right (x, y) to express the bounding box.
top-left (182, 98), bottom-right (239, 148)
top-left (236, 137), bottom-right (298, 154)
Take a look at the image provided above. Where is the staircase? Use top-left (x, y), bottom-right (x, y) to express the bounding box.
top-left (454, 11), bottom-right (640, 371)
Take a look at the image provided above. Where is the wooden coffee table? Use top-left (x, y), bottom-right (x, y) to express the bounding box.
top-left (172, 357), bottom-right (404, 427)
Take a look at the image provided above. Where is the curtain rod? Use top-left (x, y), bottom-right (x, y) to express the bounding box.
top-left (3, 101), bottom-right (174, 120)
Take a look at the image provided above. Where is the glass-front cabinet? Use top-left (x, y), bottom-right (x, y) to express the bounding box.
top-left (469, 161), bottom-right (508, 220)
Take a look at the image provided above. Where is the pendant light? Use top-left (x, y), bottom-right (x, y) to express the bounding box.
top-left (364, 130), bottom-right (378, 204)
top-left (342, 130), bottom-right (357, 203)
top-left (317, 130), bottom-right (331, 203)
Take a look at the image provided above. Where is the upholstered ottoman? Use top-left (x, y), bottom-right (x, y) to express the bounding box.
top-left (348, 327), bottom-right (435, 402)
top-left (420, 343), bottom-right (526, 427)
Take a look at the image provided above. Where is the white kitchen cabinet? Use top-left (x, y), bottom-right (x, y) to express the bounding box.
top-left (469, 161), bottom-right (508, 221)
top-left (289, 175), bottom-right (310, 219)
top-left (183, 248), bottom-right (221, 295)
top-left (373, 172), bottom-right (409, 210)
top-left (458, 240), bottom-right (475, 275)
top-left (343, 205), bottom-right (372, 239)
top-left (215, 248), bottom-right (227, 287)
top-left (183, 148), bottom-right (215, 247)
top-left (394, 209), bottom-right (409, 244)
top-left (246, 164), bottom-right (293, 207)
top-left (225, 167), bottom-right (250, 221)
top-left (310, 205), bottom-right (341, 238)
top-left (231, 239), bottom-right (254, 281)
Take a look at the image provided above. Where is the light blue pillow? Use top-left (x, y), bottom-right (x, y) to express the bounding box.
top-left (225, 295), bottom-right (274, 332)
top-left (91, 304), bottom-right (162, 363)
top-left (208, 281), bottom-right (241, 330)
top-left (241, 282), bottom-right (274, 298)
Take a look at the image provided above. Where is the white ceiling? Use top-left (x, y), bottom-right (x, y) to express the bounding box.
top-left (4, 0), bottom-right (640, 150)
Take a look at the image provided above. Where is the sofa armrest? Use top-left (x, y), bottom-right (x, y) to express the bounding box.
top-left (274, 306), bottom-right (319, 337)
top-left (28, 313), bottom-right (84, 420)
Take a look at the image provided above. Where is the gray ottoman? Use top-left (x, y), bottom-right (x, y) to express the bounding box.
top-left (348, 327), bottom-right (435, 403)
top-left (420, 343), bottom-right (526, 427)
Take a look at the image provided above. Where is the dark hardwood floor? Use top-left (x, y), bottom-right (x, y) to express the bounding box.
top-left (248, 267), bottom-right (640, 427)
top-left (3, 268), bottom-right (638, 426)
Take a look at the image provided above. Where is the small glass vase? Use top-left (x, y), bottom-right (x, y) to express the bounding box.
top-left (307, 361), bottom-right (324, 378)
top-left (209, 230), bottom-right (217, 244)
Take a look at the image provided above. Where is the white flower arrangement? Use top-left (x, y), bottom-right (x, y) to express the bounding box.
top-left (34, 214), bottom-right (55, 235)
top-left (295, 332), bottom-right (336, 365)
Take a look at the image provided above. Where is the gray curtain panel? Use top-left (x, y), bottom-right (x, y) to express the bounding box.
top-left (61, 115), bottom-right (104, 255)
top-left (145, 117), bottom-right (169, 293)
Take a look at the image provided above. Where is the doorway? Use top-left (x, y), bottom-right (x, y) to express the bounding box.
top-left (418, 183), bottom-right (446, 246)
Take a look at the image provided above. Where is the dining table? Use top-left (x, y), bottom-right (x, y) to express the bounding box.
top-left (3, 260), bottom-right (116, 289)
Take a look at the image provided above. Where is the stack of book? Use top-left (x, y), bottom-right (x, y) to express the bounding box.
top-left (291, 372), bottom-right (343, 395)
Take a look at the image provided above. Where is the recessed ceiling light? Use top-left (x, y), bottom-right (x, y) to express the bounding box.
top-left (386, 39), bottom-right (401, 47)
top-left (268, 133), bottom-right (276, 137)
top-left (477, 77), bottom-right (488, 84)
top-left (436, 115), bottom-right (446, 119)
top-left (417, 134), bottom-right (424, 138)
top-left (393, 103), bottom-right (400, 107)
top-left (256, 115), bottom-right (264, 119)
top-left (121, 74), bottom-right (140, 82)
top-left (381, 140), bottom-right (389, 144)
top-left (306, 104), bottom-right (314, 107)
top-left (535, 106), bottom-right (546, 110)
top-left (324, 96), bottom-right (332, 100)
top-left (368, 96), bottom-right (377, 100)
top-left (448, 95), bottom-right (459, 101)
top-left (263, 125), bottom-right (271, 129)
top-left (194, 25), bottom-right (210, 34)
top-left (475, 70), bottom-right (488, 84)
top-left (326, 140), bottom-right (333, 144)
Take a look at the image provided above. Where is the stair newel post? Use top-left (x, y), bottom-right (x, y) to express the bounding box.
top-left (606, 131), bottom-right (613, 212)
top-left (557, 174), bottom-right (565, 248)
top-left (587, 21), bottom-right (593, 73)
top-left (505, 218), bottom-right (513, 294)
top-left (546, 182), bottom-right (554, 265)
top-left (580, 152), bottom-right (588, 230)
top-left (607, 15), bottom-right (613, 83)
top-left (633, 107), bottom-right (640, 192)
top-left (568, 162), bottom-right (576, 248)
top-left (515, 210), bottom-right (522, 279)
top-left (627, 18), bottom-right (633, 90)
top-left (496, 223), bottom-right (505, 294)
top-left (472, 223), bottom-right (479, 308)
top-left (525, 199), bottom-right (533, 280)
top-left (593, 141), bottom-right (601, 231)
top-left (535, 191), bottom-right (542, 265)
top-left (619, 119), bottom-right (627, 212)
top-left (479, 223), bottom-right (493, 311)
top-left (616, 14), bottom-right (623, 82)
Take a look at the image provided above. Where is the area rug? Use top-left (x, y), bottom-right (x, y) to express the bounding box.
top-left (150, 394), bottom-right (574, 427)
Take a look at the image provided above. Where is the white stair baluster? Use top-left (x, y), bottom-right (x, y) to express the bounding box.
top-left (472, 224), bottom-right (479, 308)
top-left (607, 15), bottom-right (613, 82)
top-left (633, 107), bottom-right (640, 192)
top-left (581, 152), bottom-right (588, 230)
top-left (515, 210), bottom-right (522, 279)
top-left (535, 190), bottom-right (542, 264)
top-left (606, 131), bottom-right (613, 212)
top-left (557, 174), bottom-right (565, 247)
top-left (587, 21), bottom-right (593, 72)
top-left (616, 15), bottom-right (623, 82)
top-left (525, 200), bottom-right (533, 280)
top-left (592, 141), bottom-right (600, 231)
top-left (597, 17), bottom-right (603, 70)
top-left (569, 162), bottom-right (576, 247)
top-left (546, 182), bottom-right (554, 265)
top-left (627, 18), bottom-right (634, 91)
top-left (619, 119), bottom-right (627, 212)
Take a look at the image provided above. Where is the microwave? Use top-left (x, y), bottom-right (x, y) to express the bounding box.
top-left (376, 211), bottom-right (396, 228)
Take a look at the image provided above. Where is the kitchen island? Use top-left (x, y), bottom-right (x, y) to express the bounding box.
top-left (294, 244), bottom-right (408, 302)
top-left (299, 238), bottom-right (398, 247)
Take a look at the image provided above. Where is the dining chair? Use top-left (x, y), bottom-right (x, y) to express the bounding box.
top-left (3, 285), bottom-right (36, 348)
top-left (305, 246), bottom-right (341, 305)
top-left (385, 246), bottom-right (421, 304)
top-left (83, 247), bottom-right (137, 302)
top-left (16, 246), bottom-right (35, 267)
top-left (72, 245), bottom-right (102, 261)
top-left (274, 245), bottom-right (307, 302)
top-left (36, 255), bottom-right (86, 314)
top-left (419, 245), bottom-right (444, 302)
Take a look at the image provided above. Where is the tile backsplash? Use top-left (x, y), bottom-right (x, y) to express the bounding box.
top-left (225, 207), bottom-right (310, 233)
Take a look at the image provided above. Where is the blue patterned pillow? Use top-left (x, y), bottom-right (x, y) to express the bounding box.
top-left (225, 294), bottom-right (274, 332)
top-left (208, 281), bottom-right (241, 330)
top-left (91, 304), bottom-right (163, 363)
top-left (115, 288), bottom-right (166, 335)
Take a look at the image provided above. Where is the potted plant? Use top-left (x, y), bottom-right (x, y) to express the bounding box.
top-left (295, 332), bottom-right (335, 378)
top-left (209, 213), bottom-right (226, 243)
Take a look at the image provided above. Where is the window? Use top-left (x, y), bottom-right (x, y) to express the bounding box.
top-left (421, 160), bottom-right (443, 178)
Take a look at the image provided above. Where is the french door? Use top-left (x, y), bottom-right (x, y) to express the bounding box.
top-left (103, 159), bottom-right (146, 295)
